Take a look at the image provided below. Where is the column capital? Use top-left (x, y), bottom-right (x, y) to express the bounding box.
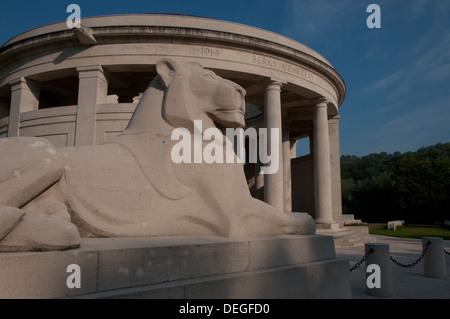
top-left (314, 97), bottom-right (330, 108)
top-left (9, 77), bottom-right (25, 89)
top-left (265, 78), bottom-right (287, 89)
top-left (77, 65), bottom-right (107, 82)
top-left (9, 77), bottom-right (40, 92)
top-left (328, 114), bottom-right (341, 124)
top-left (76, 65), bottom-right (104, 73)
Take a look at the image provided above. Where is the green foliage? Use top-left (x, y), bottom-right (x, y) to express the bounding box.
top-left (368, 224), bottom-right (450, 240)
top-left (341, 142), bottom-right (450, 223)
top-left (393, 158), bottom-right (450, 223)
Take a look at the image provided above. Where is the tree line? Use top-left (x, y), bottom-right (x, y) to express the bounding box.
top-left (341, 142), bottom-right (450, 224)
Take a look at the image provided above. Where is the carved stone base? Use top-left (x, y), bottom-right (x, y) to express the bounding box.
top-left (0, 235), bottom-right (351, 299)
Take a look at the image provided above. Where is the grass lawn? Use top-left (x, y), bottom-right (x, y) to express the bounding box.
top-left (368, 223), bottom-right (450, 240)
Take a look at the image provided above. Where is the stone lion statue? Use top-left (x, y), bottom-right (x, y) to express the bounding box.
top-left (0, 59), bottom-right (315, 252)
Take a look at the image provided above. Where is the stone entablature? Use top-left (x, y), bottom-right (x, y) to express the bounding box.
top-left (0, 14), bottom-right (345, 109)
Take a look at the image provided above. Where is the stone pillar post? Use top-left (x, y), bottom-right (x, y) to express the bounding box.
top-left (313, 98), bottom-right (337, 228)
top-left (422, 237), bottom-right (448, 279)
top-left (8, 77), bottom-right (40, 137)
top-left (263, 79), bottom-right (285, 211)
top-left (282, 114), bottom-right (292, 212)
top-left (329, 115), bottom-right (343, 224)
top-left (75, 65), bottom-right (108, 146)
top-left (365, 243), bottom-right (394, 297)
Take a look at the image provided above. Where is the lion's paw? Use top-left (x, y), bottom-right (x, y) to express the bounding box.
top-left (288, 212), bottom-right (317, 235)
top-left (24, 195), bottom-right (71, 222)
top-left (0, 206), bottom-right (80, 252)
top-left (0, 206), bottom-right (25, 241)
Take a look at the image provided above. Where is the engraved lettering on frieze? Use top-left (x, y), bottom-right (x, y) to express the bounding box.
top-left (281, 63), bottom-right (314, 81)
top-left (251, 54), bottom-right (323, 86)
top-left (190, 47), bottom-right (222, 58)
top-left (201, 47), bottom-right (221, 57)
top-left (252, 55), bottom-right (277, 68)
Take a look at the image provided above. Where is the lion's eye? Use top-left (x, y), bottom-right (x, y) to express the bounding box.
top-left (204, 74), bottom-right (214, 80)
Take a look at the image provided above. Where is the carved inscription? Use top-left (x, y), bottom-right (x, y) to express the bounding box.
top-left (200, 47), bottom-right (221, 57)
top-left (188, 48), bottom-right (326, 88)
top-left (251, 55), bottom-right (323, 85)
top-left (252, 55), bottom-right (277, 68)
top-left (191, 47), bottom-right (222, 58)
top-left (282, 63), bottom-right (313, 81)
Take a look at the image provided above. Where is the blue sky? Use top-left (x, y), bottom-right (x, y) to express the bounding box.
top-left (1, 0), bottom-right (449, 156)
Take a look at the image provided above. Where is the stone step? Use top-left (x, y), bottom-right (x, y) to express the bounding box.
top-left (334, 235), bottom-right (377, 248)
top-left (0, 235), bottom-right (352, 299)
top-left (334, 232), bottom-right (361, 239)
top-left (317, 227), bottom-right (376, 248)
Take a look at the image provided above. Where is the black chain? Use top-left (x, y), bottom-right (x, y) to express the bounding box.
top-left (349, 248), bottom-right (374, 273)
top-left (349, 241), bottom-right (448, 272)
top-left (389, 241), bottom-right (431, 268)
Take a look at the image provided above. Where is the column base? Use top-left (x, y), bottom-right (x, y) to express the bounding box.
top-left (315, 222), bottom-right (340, 230)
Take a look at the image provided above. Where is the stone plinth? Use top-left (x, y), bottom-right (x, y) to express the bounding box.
top-left (0, 235), bottom-right (351, 299)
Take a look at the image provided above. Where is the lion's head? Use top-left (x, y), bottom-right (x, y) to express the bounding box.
top-left (156, 59), bottom-right (247, 131)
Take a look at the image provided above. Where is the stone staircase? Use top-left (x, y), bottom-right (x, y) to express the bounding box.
top-left (317, 227), bottom-right (377, 248)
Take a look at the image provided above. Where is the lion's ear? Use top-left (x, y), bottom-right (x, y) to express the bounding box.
top-left (156, 59), bottom-right (179, 88)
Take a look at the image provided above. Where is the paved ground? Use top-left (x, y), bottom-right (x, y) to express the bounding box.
top-left (335, 235), bottom-right (450, 299)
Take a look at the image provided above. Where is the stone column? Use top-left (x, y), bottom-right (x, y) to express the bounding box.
top-left (282, 114), bottom-right (292, 212)
top-left (75, 65), bottom-right (108, 146)
top-left (313, 97), bottom-right (337, 228)
top-left (263, 79), bottom-right (285, 211)
top-left (329, 115), bottom-right (343, 224)
top-left (8, 77), bottom-right (40, 137)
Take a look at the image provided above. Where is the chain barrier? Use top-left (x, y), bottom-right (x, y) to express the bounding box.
top-left (349, 248), bottom-right (374, 273)
top-left (389, 241), bottom-right (431, 268)
top-left (349, 241), bottom-right (438, 272)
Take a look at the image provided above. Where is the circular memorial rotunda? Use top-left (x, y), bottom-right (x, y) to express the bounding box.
top-left (0, 14), bottom-right (346, 228)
